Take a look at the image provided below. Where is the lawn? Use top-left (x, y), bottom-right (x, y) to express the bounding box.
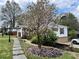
top-left (0, 35), bottom-right (13, 59)
top-left (26, 53), bottom-right (75, 59)
top-left (20, 39), bottom-right (75, 59)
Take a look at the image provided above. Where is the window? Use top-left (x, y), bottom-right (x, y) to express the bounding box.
top-left (60, 28), bottom-right (64, 34)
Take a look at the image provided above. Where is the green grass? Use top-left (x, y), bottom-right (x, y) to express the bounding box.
top-left (26, 53), bottom-right (75, 59)
top-left (0, 35), bottom-right (13, 59)
top-left (20, 40), bottom-right (75, 59)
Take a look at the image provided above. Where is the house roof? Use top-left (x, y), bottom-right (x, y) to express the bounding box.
top-left (58, 25), bottom-right (68, 28)
top-left (48, 22), bottom-right (68, 28)
top-left (17, 25), bottom-right (27, 28)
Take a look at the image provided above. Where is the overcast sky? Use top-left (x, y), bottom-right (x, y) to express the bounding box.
top-left (0, 0), bottom-right (79, 17)
top-left (0, 0), bottom-right (79, 26)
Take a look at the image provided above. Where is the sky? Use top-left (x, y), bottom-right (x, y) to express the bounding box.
top-left (0, 0), bottom-right (79, 17)
top-left (0, 0), bottom-right (79, 26)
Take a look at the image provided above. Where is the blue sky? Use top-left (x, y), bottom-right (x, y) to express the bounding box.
top-left (0, 0), bottom-right (79, 19)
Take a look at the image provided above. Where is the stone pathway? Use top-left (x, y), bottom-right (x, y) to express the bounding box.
top-left (13, 38), bottom-right (27, 59)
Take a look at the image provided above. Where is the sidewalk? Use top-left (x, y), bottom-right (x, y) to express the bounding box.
top-left (13, 38), bottom-right (27, 59)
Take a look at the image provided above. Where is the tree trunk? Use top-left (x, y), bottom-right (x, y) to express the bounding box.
top-left (37, 18), bottom-right (41, 49)
top-left (37, 33), bottom-right (41, 49)
top-left (13, 15), bottom-right (15, 28)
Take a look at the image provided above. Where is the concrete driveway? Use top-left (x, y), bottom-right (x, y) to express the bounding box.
top-left (57, 42), bottom-right (79, 49)
top-left (72, 44), bottom-right (79, 48)
top-left (65, 42), bottom-right (79, 48)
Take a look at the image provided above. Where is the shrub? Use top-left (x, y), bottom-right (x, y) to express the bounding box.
top-left (32, 30), bottom-right (58, 46)
top-left (42, 30), bottom-right (57, 46)
top-left (68, 29), bottom-right (76, 41)
top-left (31, 36), bottom-right (38, 44)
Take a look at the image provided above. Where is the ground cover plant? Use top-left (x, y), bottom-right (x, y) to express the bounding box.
top-left (20, 39), bottom-right (75, 59)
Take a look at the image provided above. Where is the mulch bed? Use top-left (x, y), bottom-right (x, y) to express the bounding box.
top-left (53, 43), bottom-right (79, 52)
top-left (27, 46), bottom-right (63, 57)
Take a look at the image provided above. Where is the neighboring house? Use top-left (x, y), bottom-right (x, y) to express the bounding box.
top-left (48, 22), bottom-right (68, 43)
top-left (6, 21), bottom-right (18, 35)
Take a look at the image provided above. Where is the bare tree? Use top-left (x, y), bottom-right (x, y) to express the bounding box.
top-left (1, 0), bottom-right (21, 28)
top-left (17, 0), bottom-right (58, 49)
top-left (26, 0), bottom-right (58, 49)
top-left (1, 0), bottom-right (21, 42)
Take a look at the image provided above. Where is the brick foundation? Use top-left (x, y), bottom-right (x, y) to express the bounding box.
top-left (56, 37), bottom-right (68, 43)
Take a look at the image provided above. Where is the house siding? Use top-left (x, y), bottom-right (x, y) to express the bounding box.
top-left (56, 25), bottom-right (68, 43)
top-left (57, 25), bottom-right (68, 37)
top-left (48, 24), bottom-right (68, 43)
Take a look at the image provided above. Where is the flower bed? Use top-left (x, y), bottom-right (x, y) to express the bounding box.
top-left (27, 46), bottom-right (63, 57)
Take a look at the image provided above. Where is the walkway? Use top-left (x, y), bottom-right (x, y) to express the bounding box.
top-left (13, 38), bottom-right (27, 59)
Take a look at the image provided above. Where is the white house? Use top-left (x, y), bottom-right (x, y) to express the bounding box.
top-left (48, 22), bottom-right (68, 43)
top-left (17, 23), bottom-right (68, 43)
